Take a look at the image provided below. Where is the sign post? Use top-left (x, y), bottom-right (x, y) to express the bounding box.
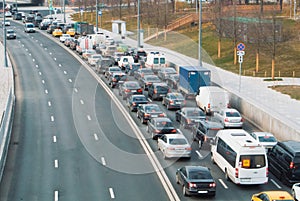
top-left (237, 43), bottom-right (245, 92)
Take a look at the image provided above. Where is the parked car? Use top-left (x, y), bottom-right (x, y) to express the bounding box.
top-left (105, 66), bottom-right (122, 79)
top-left (268, 141), bottom-right (300, 184)
top-left (250, 132), bottom-right (278, 152)
top-left (82, 49), bottom-right (96, 60)
top-left (176, 166), bottom-right (216, 197)
top-left (157, 67), bottom-right (177, 81)
top-left (24, 23), bottom-right (35, 33)
top-left (148, 82), bottom-right (170, 101)
top-left (162, 92), bottom-right (186, 110)
top-left (88, 54), bottom-right (102, 66)
top-left (126, 94), bottom-right (148, 112)
top-left (136, 104), bottom-right (166, 124)
top-left (214, 108), bottom-right (243, 128)
top-left (251, 191), bottom-right (294, 201)
top-left (139, 74), bottom-right (161, 90)
top-left (147, 117), bottom-right (177, 139)
top-left (166, 74), bottom-right (179, 89)
top-left (52, 28), bottom-right (63, 37)
top-left (134, 68), bottom-right (154, 81)
top-left (59, 34), bottom-right (71, 43)
top-left (118, 81), bottom-right (143, 100)
top-left (108, 72), bottom-right (127, 88)
top-left (175, 107), bottom-right (206, 128)
top-left (191, 120), bottom-right (223, 149)
top-left (6, 29), bottom-right (16, 39)
top-left (292, 183), bottom-right (300, 201)
top-left (158, 134), bottom-right (191, 159)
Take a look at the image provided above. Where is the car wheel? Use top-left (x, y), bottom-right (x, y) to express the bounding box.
top-left (198, 140), bottom-right (203, 149)
top-left (162, 100), bottom-right (165, 106)
top-left (176, 173), bottom-right (180, 184)
top-left (292, 190), bottom-right (296, 200)
top-left (183, 185), bottom-right (189, 197)
top-left (122, 95), bottom-right (126, 100)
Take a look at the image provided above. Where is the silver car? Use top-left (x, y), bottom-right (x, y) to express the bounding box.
top-left (214, 108), bottom-right (243, 128)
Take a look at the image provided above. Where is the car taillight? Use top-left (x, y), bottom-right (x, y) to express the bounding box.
top-left (188, 183), bottom-right (196, 188)
top-left (154, 129), bottom-right (160, 133)
top-left (186, 118), bottom-right (191, 124)
top-left (204, 136), bottom-right (208, 142)
top-left (132, 102), bottom-right (136, 106)
top-left (144, 113), bottom-right (150, 117)
top-left (209, 183), bottom-right (216, 188)
top-left (137, 89), bottom-right (143, 93)
top-left (168, 89), bottom-right (171, 93)
top-left (159, 113), bottom-right (166, 117)
top-left (125, 89), bottom-right (131, 92)
top-left (171, 129), bottom-right (177, 133)
top-left (112, 78), bottom-right (117, 82)
top-left (185, 147), bottom-right (192, 151)
top-left (241, 117), bottom-right (244, 122)
top-left (183, 100), bottom-right (187, 105)
top-left (235, 168), bottom-right (239, 178)
top-left (266, 167), bottom-right (269, 177)
top-left (167, 147), bottom-right (175, 150)
top-left (208, 103), bottom-right (211, 109)
top-left (224, 118), bottom-right (229, 122)
top-left (154, 89), bottom-right (157, 94)
top-left (290, 162), bottom-right (294, 169)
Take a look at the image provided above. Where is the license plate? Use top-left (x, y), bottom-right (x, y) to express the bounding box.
top-left (152, 115), bottom-right (158, 117)
top-left (175, 148), bottom-right (184, 150)
top-left (241, 178), bottom-right (251, 182)
top-left (194, 120), bottom-right (201, 122)
top-left (198, 191), bottom-right (208, 194)
top-left (160, 94), bottom-right (164, 96)
top-left (175, 102), bottom-right (181, 104)
top-left (132, 90), bottom-right (137, 92)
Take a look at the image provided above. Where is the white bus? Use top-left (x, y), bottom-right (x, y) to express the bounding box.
top-left (211, 129), bottom-right (268, 185)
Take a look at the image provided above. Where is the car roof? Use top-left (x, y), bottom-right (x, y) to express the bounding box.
top-left (182, 107), bottom-right (201, 111)
top-left (152, 117), bottom-right (172, 122)
top-left (199, 120), bottom-right (223, 128)
top-left (152, 82), bottom-right (168, 86)
top-left (252, 132), bottom-right (275, 137)
top-left (222, 108), bottom-right (239, 112)
top-left (185, 166), bottom-right (210, 172)
top-left (164, 134), bottom-right (186, 139)
top-left (257, 191), bottom-right (294, 199)
top-left (279, 141), bottom-right (300, 155)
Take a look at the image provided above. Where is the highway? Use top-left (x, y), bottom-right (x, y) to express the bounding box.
top-left (0, 19), bottom-right (295, 201)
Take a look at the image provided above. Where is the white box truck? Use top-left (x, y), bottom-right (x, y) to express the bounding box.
top-left (195, 86), bottom-right (229, 114)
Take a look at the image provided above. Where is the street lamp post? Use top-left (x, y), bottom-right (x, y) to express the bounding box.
top-left (3, 0), bottom-right (8, 67)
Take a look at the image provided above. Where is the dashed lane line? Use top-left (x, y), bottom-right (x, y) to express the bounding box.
top-left (54, 159), bottom-right (59, 168)
top-left (109, 188), bottom-right (115, 199)
top-left (218, 179), bottom-right (228, 189)
top-left (54, 190), bottom-right (58, 201)
top-left (53, 136), bottom-right (57, 143)
top-left (271, 179), bottom-right (282, 189)
top-left (94, 133), bottom-right (99, 141)
top-left (101, 157), bottom-right (106, 166)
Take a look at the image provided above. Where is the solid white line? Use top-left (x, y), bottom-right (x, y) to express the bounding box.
top-left (109, 188), bottom-right (115, 199)
top-left (94, 133), bottom-right (99, 141)
top-left (53, 136), bottom-right (57, 143)
top-left (54, 159), bottom-right (58, 168)
top-left (54, 190), bottom-right (58, 201)
top-left (63, 71), bottom-right (67, 75)
top-left (74, 88), bottom-right (78, 93)
top-left (51, 116), bottom-right (54, 122)
top-left (271, 179), bottom-right (282, 189)
top-left (218, 179), bottom-right (228, 189)
top-left (68, 79), bottom-right (72, 83)
top-left (147, 98), bottom-right (152, 102)
top-left (87, 115), bottom-right (91, 121)
top-left (48, 101), bottom-right (52, 107)
top-left (195, 150), bottom-right (203, 158)
top-left (42, 80), bottom-right (45, 84)
top-left (45, 89), bottom-right (48, 94)
top-left (80, 100), bottom-right (84, 105)
top-left (101, 157), bottom-right (106, 166)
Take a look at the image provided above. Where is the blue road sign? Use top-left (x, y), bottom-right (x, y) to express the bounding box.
top-left (237, 43), bottom-right (245, 51)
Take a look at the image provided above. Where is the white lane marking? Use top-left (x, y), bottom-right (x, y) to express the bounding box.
top-left (40, 43), bottom-right (43, 46)
top-left (87, 115), bottom-right (91, 121)
top-left (63, 71), bottom-right (67, 75)
top-left (35, 64), bottom-right (39, 68)
top-left (54, 57), bottom-right (57, 61)
top-left (68, 79), bottom-right (72, 83)
top-left (45, 89), bottom-right (48, 94)
top-left (29, 53), bottom-right (31, 56)
top-left (39, 72), bottom-right (42, 76)
top-left (44, 47), bottom-right (47, 50)
top-left (48, 101), bottom-right (52, 107)
top-left (109, 188), bottom-right (115, 199)
top-left (218, 179), bottom-right (228, 189)
top-left (271, 179), bottom-right (282, 189)
top-left (25, 48), bottom-right (28, 51)
top-left (101, 157), bottom-right (106, 166)
top-left (54, 190), bottom-right (58, 201)
top-left (35, 40), bottom-right (38, 42)
top-left (42, 80), bottom-right (45, 84)
top-left (51, 116), bottom-right (55, 122)
top-left (195, 150), bottom-right (203, 158)
top-left (32, 58), bottom-right (35, 62)
top-left (147, 98), bottom-right (152, 102)
top-left (54, 159), bottom-right (59, 168)
top-left (58, 64), bottom-right (62, 67)
top-left (94, 133), bottom-right (99, 141)
top-left (53, 136), bottom-right (57, 143)
top-left (80, 100), bottom-right (84, 105)
top-left (74, 88), bottom-right (78, 93)
top-left (49, 52), bottom-right (52, 55)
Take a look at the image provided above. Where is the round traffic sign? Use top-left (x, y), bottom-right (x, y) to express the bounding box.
top-left (237, 43), bottom-right (245, 51)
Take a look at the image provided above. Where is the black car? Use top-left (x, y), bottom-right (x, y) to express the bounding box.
top-left (162, 92), bottom-right (186, 110)
top-left (137, 104), bottom-right (166, 124)
top-left (268, 141), bottom-right (300, 184)
top-left (147, 117), bottom-right (177, 139)
top-left (13, 12), bottom-right (22, 20)
top-left (139, 74), bottom-right (161, 90)
top-left (126, 94), bottom-right (148, 112)
top-left (108, 72), bottom-right (127, 88)
top-left (166, 74), bottom-right (179, 89)
top-left (118, 81), bottom-right (143, 100)
top-left (39, 21), bottom-right (51, 30)
top-left (191, 120), bottom-right (223, 149)
top-left (175, 107), bottom-right (206, 129)
top-left (148, 82), bottom-right (169, 101)
top-left (176, 166), bottom-right (216, 197)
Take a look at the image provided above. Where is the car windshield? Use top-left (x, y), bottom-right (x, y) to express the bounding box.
top-left (145, 76), bottom-right (160, 82)
top-left (93, 55), bottom-right (102, 59)
top-left (7, 30), bottom-right (14, 34)
top-left (186, 110), bottom-right (203, 117)
top-left (109, 68), bottom-right (121, 72)
top-left (164, 68), bottom-right (176, 73)
top-left (145, 105), bottom-right (160, 113)
top-left (156, 86), bottom-right (168, 92)
top-left (133, 97), bottom-right (147, 102)
top-left (169, 138), bottom-right (187, 145)
top-left (239, 155), bottom-right (266, 168)
top-left (155, 121), bottom-right (173, 127)
top-left (141, 69), bottom-right (153, 74)
top-left (258, 136), bottom-right (277, 143)
top-left (226, 111), bottom-right (240, 117)
top-left (27, 24), bottom-right (34, 28)
top-left (169, 93), bottom-right (184, 100)
top-left (188, 170), bottom-right (212, 180)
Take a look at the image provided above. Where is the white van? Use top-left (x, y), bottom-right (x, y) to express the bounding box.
top-left (195, 86), bottom-right (229, 114)
top-left (145, 52), bottom-right (167, 73)
top-left (211, 129), bottom-right (268, 185)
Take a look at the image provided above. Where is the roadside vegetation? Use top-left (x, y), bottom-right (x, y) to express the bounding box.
top-left (70, 1), bottom-right (300, 100)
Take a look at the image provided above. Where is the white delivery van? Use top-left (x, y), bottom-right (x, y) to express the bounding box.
top-left (211, 129), bottom-right (268, 185)
top-left (145, 52), bottom-right (167, 73)
top-left (195, 86), bottom-right (229, 114)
